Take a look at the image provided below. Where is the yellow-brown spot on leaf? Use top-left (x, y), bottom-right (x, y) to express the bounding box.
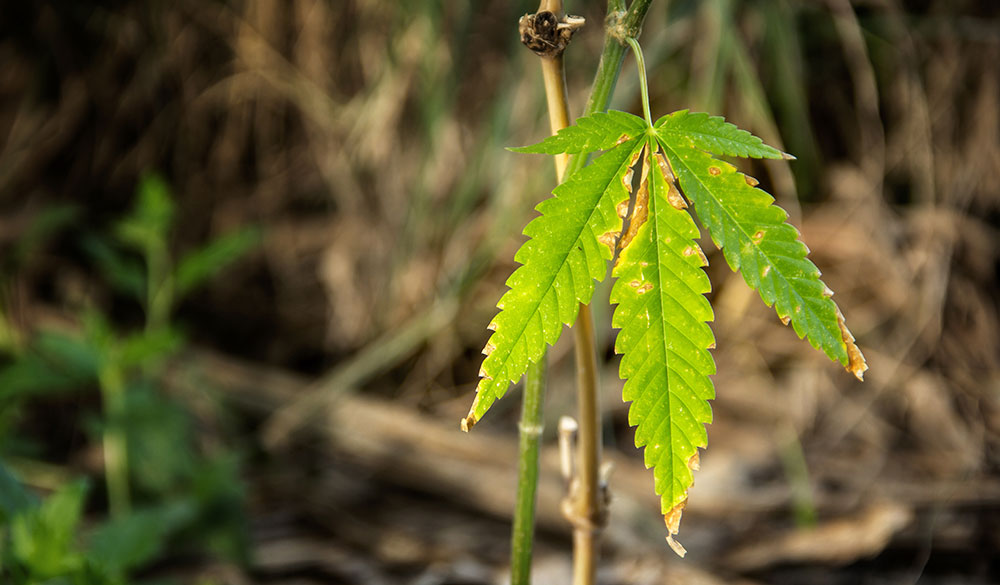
top-left (598, 231), bottom-right (618, 251)
top-left (619, 145), bottom-right (644, 194)
top-left (695, 246), bottom-right (708, 265)
top-left (486, 321), bottom-right (498, 331)
top-left (744, 174), bottom-right (759, 187)
top-left (616, 199), bottom-right (630, 220)
top-left (837, 308), bottom-right (868, 381)
top-left (752, 230), bottom-right (765, 244)
top-left (684, 244), bottom-right (709, 265)
top-left (615, 133), bottom-right (631, 146)
top-left (780, 315), bottom-right (791, 326)
top-left (637, 282), bottom-right (653, 294)
top-left (655, 151), bottom-right (675, 181)
top-left (629, 280), bottom-right (642, 288)
top-left (667, 183), bottom-right (687, 210)
top-left (688, 452), bottom-right (701, 472)
top-left (654, 149), bottom-right (688, 209)
top-left (761, 265), bottom-right (771, 278)
top-left (482, 341), bottom-right (496, 356)
top-left (708, 166), bottom-right (721, 176)
top-left (616, 145), bottom-right (650, 259)
top-left (682, 243), bottom-right (709, 266)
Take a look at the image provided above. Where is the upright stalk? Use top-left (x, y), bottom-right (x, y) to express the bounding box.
top-left (98, 362), bottom-right (130, 518)
top-left (569, 306), bottom-right (601, 585)
top-left (510, 3), bottom-right (572, 582)
top-left (510, 356), bottom-right (546, 585)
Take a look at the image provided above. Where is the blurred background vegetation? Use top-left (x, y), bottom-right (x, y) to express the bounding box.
top-left (0, 1), bottom-right (997, 584)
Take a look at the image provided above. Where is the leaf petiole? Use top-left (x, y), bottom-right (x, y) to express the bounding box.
top-left (625, 37), bottom-right (652, 128)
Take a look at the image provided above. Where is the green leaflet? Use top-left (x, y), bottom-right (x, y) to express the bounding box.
top-left (510, 110), bottom-right (647, 155)
top-left (462, 135), bottom-right (646, 429)
top-left (654, 110), bottom-right (858, 368)
top-left (610, 140), bottom-right (715, 550)
top-left (654, 110), bottom-right (787, 159)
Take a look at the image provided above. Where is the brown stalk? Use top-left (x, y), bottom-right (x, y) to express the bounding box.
top-left (522, 1), bottom-right (606, 584)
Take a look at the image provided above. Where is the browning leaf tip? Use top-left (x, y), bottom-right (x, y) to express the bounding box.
top-left (664, 499), bottom-right (688, 557)
top-left (836, 309), bottom-right (868, 381)
top-left (662, 450), bottom-right (703, 557)
top-left (666, 534), bottom-right (688, 558)
top-left (460, 413), bottom-right (477, 432)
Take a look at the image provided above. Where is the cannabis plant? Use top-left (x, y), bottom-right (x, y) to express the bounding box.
top-left (460, 1), bottom-right (866, 581)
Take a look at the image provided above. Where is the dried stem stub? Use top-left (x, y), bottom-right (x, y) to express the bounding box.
top-left (519, 11), bottom-right (585, 58)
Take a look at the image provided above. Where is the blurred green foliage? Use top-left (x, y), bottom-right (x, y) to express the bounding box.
top-left (0, 174), bottom-right (258, 583)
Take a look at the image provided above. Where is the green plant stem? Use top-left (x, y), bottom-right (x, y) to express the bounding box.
top-left (567, 0), bottom-right (654, 178)
top-left (98, 362), bottom-right (130, 518)
top-left (146, 242), bottom-right (172, 334)
top-left (570, 303), bottom-right (601, 585)
top-left (625, 37), bottom-right (653, 127)
top-left (510, 355), bottom-right (547, 585)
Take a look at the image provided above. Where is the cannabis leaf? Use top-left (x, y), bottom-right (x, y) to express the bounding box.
top-left (655, 110), bottom-right (865, 373)
top-left (466, 108), bottom-right (867, 548)
top-left (609, 141), bottom-right (716, 555)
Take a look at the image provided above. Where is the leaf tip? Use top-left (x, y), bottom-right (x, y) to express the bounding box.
top-left (662, 451), bottom-right (702, 557)
top-left (460, 410), bottom-right (478, 432)
top-left (664, 498), bottom-right (689, 557)
top-left (836, 310), bottom-right (868, 381)
top-left (781, 151), bottom-right (797, 161)
top-left (666, 534), bottom-right (688, 558)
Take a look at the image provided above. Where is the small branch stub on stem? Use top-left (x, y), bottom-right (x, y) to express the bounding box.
top-left (519, 11), bottom-right (585, 58)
